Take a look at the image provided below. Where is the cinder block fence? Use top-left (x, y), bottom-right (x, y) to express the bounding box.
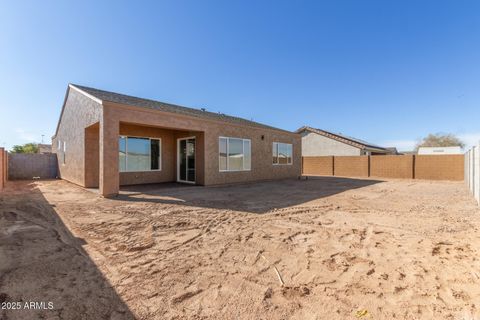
top-left (0, 152), bottom-right (58, 189)
top-left (465, 144), bottom-right (480, 204)
top-left (302, 154), bottom-right (465, 181)
top-left (0, 148), bottom-right (6, 191)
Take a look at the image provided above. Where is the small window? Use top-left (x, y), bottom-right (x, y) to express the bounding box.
top-left (57, 140), bottom-right (61, 150)
top-left (273, 142), bottom-right (292, 165)
top-left (219, 137), bottom-right (251, 172)
top-left (62, 141), bottom-right (66, 164)
top-left (119, 136), bottom-right (161, 172)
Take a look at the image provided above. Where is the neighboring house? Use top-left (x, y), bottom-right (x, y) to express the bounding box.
top-left (52, 84), bottom-right (301, 196)
top-left (37, 144), bottom-right (52, 154)
top-left (385, 147), bottom-right (401, 155)
top-left (296, 126), bottom-right (391, 156)
top-left (417, 146), bottom-right (463, 155)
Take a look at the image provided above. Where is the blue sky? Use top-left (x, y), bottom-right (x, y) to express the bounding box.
top-left (1, 0), bottom-right (479, 151)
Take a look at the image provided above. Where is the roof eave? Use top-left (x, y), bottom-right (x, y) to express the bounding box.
top-left (52, 84), bottom-right (104, 139)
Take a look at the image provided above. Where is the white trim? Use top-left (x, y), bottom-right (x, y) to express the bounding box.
top-left (272, 142), bottom-right (293, 166)
top-left (119, 135), bottom-right (162, 172)
top-left (219, 136), bottom-right (252, 172)
top-left (69, 84), bottom-right (103, 104)
top-left (177, 136), bottom-right (196, 184)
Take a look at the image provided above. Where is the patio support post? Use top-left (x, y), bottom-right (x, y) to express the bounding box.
top-left (99, 112), bottom-right (119, 197)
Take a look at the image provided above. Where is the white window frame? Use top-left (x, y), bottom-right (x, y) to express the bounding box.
top-left (57, 140), bottom-right (61, 150)
top-left (273, 142), bottom-right (293, 165)
top-left (119, 135), bottom-right (162, 173)
top-left (219, 136), bottom-right (251, 172)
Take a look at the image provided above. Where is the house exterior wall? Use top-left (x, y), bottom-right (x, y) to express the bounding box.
top-left (301, 131), bottom-right (361, 156)
top-left (102, 102), bottom-right (301, 189)
top-left (85, 123), bottom-right (100, 187)
top-left (118, 123), bottom-right (205, 186)
top-left (54, 90), bottom-right (300, 195)
top-left (52, 89), bottom-right (102, 186)
top-left (417, 146), bottom-right (463, 155)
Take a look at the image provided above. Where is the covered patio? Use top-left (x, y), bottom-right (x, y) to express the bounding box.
top-left (84, 121), bottom-right (205, 196)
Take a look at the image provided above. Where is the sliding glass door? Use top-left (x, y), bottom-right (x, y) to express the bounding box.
top-left (177, 137), bottom-right (196, 183)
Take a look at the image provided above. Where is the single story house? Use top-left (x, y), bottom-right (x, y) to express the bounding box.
top-left (52, 84), bottom-right (301, 196)
top-left (296, 126), bottom-right (392, 156)
top-left (417, 146), bottom-right (463, 155)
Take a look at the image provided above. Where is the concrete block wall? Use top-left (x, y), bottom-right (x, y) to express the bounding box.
top-left (415, 155), bottom-right (464, 181)
top-left (0, 148), bottom-right (5, 190)
top-left (334, 156), bottom-right (369, 177)
top-left (8, 153), bottom-right (58, 180)
top-left (466, 145), bottom-right (480, 204)
top-left (475, 146), bottom-right (480, 203)
top-left (370, 155), bottom-right (414, 179)
top-left (303, 154), bottom-right (464, 181)
top-left (302, 156), bottom-right (333, 176)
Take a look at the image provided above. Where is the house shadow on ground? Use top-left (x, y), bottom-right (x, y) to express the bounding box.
top-left (118, 176), bottom-right (385, 214)
top-left (0, 181), bottom-right (135, 320)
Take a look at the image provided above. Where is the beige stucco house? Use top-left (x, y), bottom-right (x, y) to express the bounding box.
top-left (297, 126), bottom-right (392, 156)
top-left (52, 84), bottom-right (301, 196)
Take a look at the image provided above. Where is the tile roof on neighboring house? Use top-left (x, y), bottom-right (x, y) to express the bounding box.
top-left (385, 147), bottom-right (400, 155)
top-left (296, 126), bottom-right (389, 153)
top-left (37, 144), bottom-right (52, 154)
top-left (69, 84), bottom-right (292, 133)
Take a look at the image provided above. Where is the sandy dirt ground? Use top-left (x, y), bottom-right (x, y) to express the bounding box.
top-left (1, 177), bottom-right (480, 320)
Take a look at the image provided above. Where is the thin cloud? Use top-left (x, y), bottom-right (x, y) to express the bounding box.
top-left (458, 133), bottom-right (480, 149)
top-left (380, 132), bottom-right (480, 152)
top-left (380, 139), bottom-right (417, 152)
top-left (15, 128), bottom-right (38, 142)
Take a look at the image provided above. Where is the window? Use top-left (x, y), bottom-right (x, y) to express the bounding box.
top-left (273, 142), bottom-right (292, 165)
top-left (219, 137), bottom-right (251, 171)
top-left (62, 141), bottom-right (66, 164)
top-left (57, 140), bottom-right (61, 150)
top-left (119, 136), bottom-right (161, 172)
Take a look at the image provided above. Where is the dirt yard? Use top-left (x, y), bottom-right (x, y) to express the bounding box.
top-left (1, 177), bottom-right (480, 320)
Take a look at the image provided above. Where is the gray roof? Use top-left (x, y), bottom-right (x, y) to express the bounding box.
top-left (297, 126), bottom-right (388, 152)
top-left (71, 84), bottom-right (292, 133)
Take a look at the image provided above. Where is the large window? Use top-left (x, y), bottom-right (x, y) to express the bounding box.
top-left (219, 137), bottom-right (251, 171)
top-left (119, 136), bottom-right (161, 172)
top-left (273, 142), bottom-right (293, 165)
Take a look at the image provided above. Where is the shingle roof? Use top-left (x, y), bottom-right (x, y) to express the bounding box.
top-left (70, 84), bottom-right (292, 133)
top-left (296, 126), bottom-right (388, 152)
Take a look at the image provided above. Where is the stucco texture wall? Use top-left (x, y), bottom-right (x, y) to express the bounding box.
top-left (301, 132), bottom-right (361, 156)
top-left (101, 102), bottom-right (301, 189)
top-left (56, 91), bottom-right (300, 195)
top-left (117, 123), bottom-right (205, 186)
top-left (53, 89), bottom-right (102, 186)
